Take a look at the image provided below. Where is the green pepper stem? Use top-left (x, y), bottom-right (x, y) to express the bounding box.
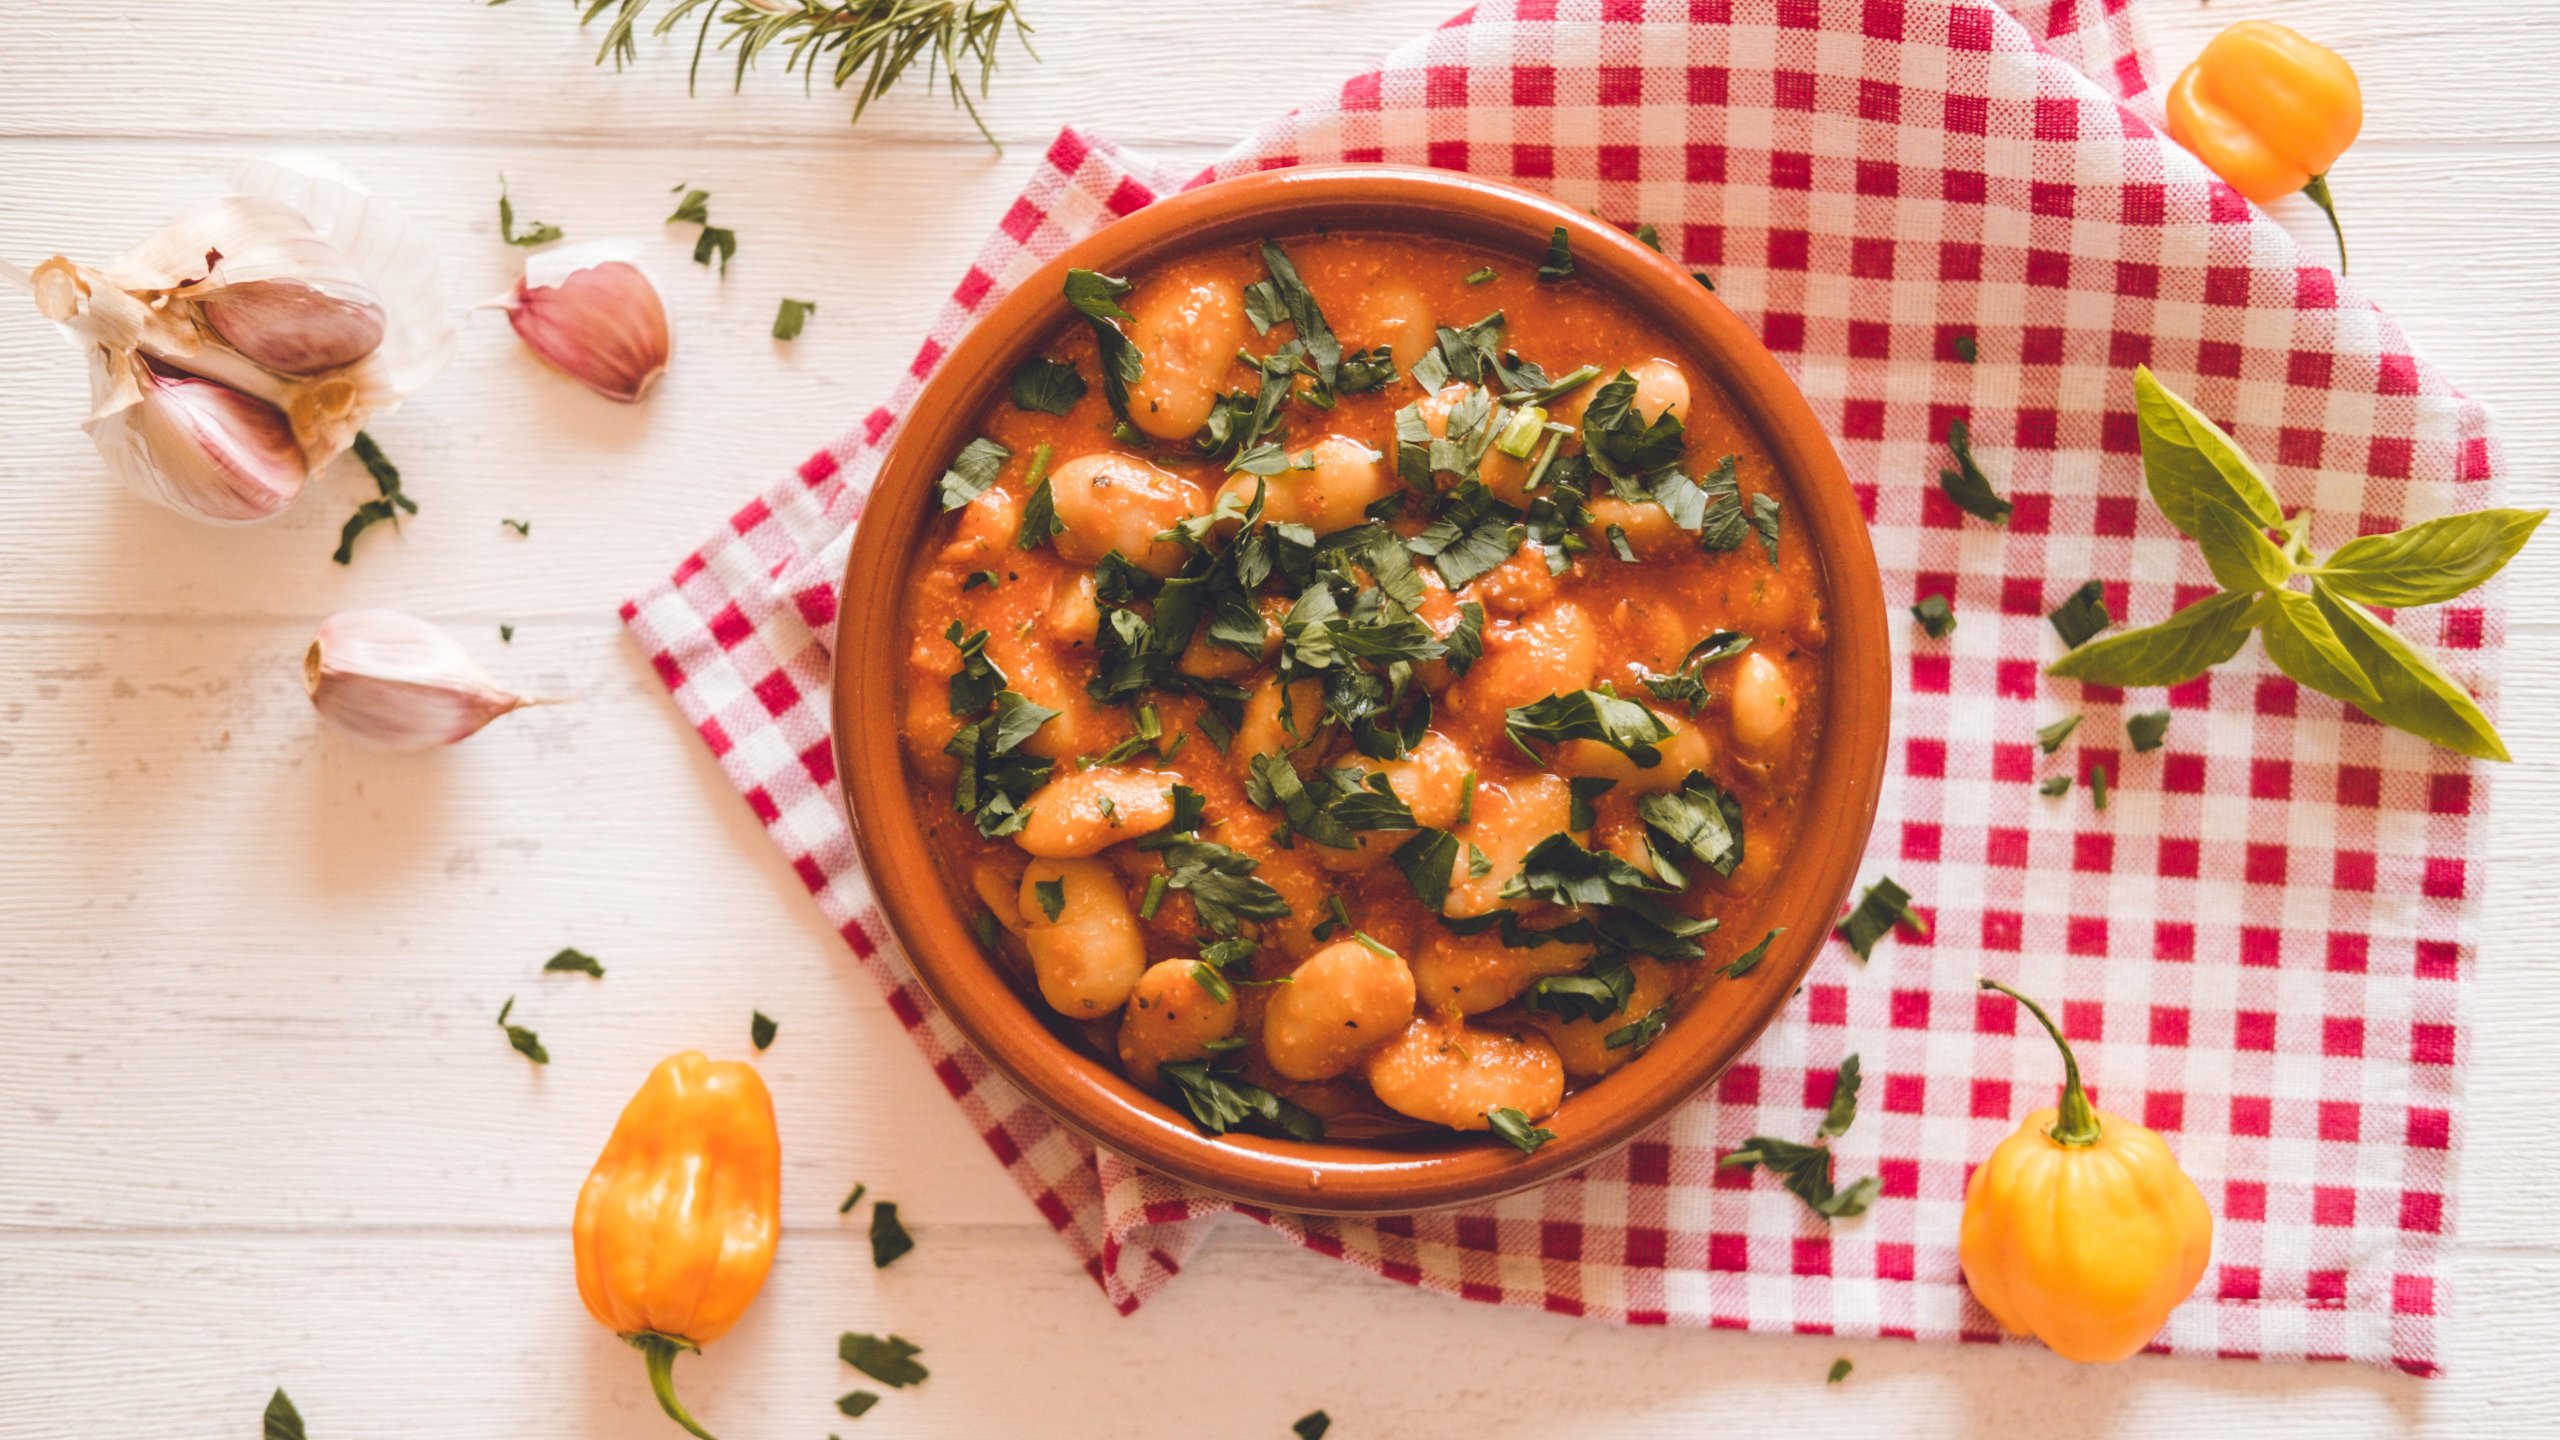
top-left (2301, 173), bottom-right (2347, 275)
top-left (630, 1332), bottom-right (720, 1440)
top-left (1977, 977), bottom-right (2101, 1147)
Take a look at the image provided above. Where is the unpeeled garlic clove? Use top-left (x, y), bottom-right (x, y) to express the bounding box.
top-left (200, 276), bottom-right (388, 375)
top-left (305, 609), bottom-right (541, 750)
top-left (86, 355), bottom-right (310, 524)
top-left (503, 242), bottom-right (671, 402)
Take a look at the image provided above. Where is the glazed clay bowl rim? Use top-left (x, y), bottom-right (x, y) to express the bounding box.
top-left (835, 165), bottom-right (1889, 1216)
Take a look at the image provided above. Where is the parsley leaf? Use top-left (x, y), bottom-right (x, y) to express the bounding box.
top-left (839, 1182), bottom-right (868, 1214)
top-left (1604, 1000), bottom-right (1672, 1052)
top-left (497, 176), bottom-right (561, 247)
top-left (945, 691), bottom-right (1058, 837)
top-left (869, 1200), bottom-right (914, 1268)
top-left (1749, 491), bottom-right (1782, 565)
top-left (496, 996), bottom-right (548, 1065)
top-left (1938, 418), bottom-right (2013, 524)
top-left (1014, 445), bottom-right (1063, 549)
top-left (1535, 226), bottom-right (1574, 281)
top-left (2035, 714), bottom-right (2082, 754)
top-left (1500, 833), bottom-right (1717, 959)
top-left (1032, 876), bottom-right (1065, 922)
top-left (2049, 580), bottom-right (2112, 648)
top-left (1010, 356), bottom-right (1086, 414)
top-left (772, 297), bottom-right (816, 340)
top-left (1407, 481), bottom-right (1525, 587)
top-left (1837, 876), bottom-right (1926, 961)
top-left (544, 948), bottom-right (604, 978)
top-left (936, 436), bottom-right (1009, 511)
top-left (1828, 1358), bottom-right (1854, 1384)
top-left (500, 517), bottom-right (531, 536)
top-left (839, 1390), bottom-right (880, 1417)
top-left (1580, 369), bottom-right (1688, 484)
top-left (944, 621), bottom-right (1006, 716)
top-left (1720, 926), bottom-right (1782, 978)
top-left (263, 1389), bottom-right (306, 1440)
top-left (1719, 1134), bottom-right (1879, 1219)
top-left (838, 1332), bottom-right (928, 1388)
top-left (1064, 269), bottom-right (1144, 420)
top-left (1505, 689), bottom-right (1673, 766)
top-left (1639, 772), bottom-right (1746, 877)
top-left (1489, 1105), bottom-right (1556, 1153)
top-left (1818, 1054), bottom-right (1861, 1138)
top-left (1911, 593), bottom-right (1957, 638)
top-left (1392, 828), bottom-right (1460, 910)
top-left (2038, 774), bottom-right (2072, 797)
top-left (1639, 630), bottom-right (1752, 706)
top-left (1694, 456), bottom-right (1749, 552)
top-left (332, 431), bottom-right (417, 565)
top-left (1247, 757), bottom-right (1418, 849)
top-left (1295, 1413), bottom-right (1333, 1440)
top-left (1249, 239), bottom-right (1341, 387)
top-left (751, 1010), bottom-right (777, 1050)
top-left (1952, 333), bottom-right (1978, 363)
top-left (1160, 1059), bottom-right (1324, 1141)
top-left (2128, 709), bottom-right (2172, 752)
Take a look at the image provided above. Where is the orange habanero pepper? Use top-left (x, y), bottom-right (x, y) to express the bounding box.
top-left (574, 1051), bottom-right (781, 1440)
top-left (1959, 979), bottom-right (2212, 1364)
top-left (2166, 20), bottom-right (2363, 271)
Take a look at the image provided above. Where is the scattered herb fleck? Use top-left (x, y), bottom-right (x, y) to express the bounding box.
top-left (839, 1182), bottom-right (868, 1215)
top-left (2092, 762), bottom-right (2112, 811)
top-left (750, 1010), bottom-right (777, 1050)
top-left (839, 1332), bottom-right (928, 1388)
top-left (2049, 580), bottom-right (2112, 648)
top-left (263, 1388), bottom-right (306, 1440)
top-left (1294, 1413), bottom-right (1333, 1440)
top-left (1634, 222), bottom-right (1664, 252)
top-left (497, 175), bottom-right (562, 247)
top-left (2127, 709), bottom-right (2172, 752)
top-left (499, 624), bottom-right (515, 643)
top-left (1937, 417), bottom-right (2012, 525)
top-left (1837, 877), bottom-right (1926, 961)
top-left (1691, 269), bottom-right (1718, 290)
top-left (772, 297), bottom-right (817, 340)
top-left (544, 947), bottom-right (604, 978)
top-left (1828, 1357), bottom-right (1854, 1384)
top-left (666, 186), bottom-right (735, 274)
top-left (1010, 356), bottom-right (1087, 414)
top-left (496, 996), bottom-right (548, 1065)
top-left (1536, 226), bottom-right (1575, 281)
top-left (1720, 926), bottom-right (1783, 978)
top-left (1952, 332), bottom-right (1978, 363)
top-left (1463, 266), bottom-right (1496, 285)
top-left (2038, 774), bottom-right (2072, 797)
top-left (870, 1200), bottom-right (914, 1268)
top-left (1488, 1106), bottom-right (1555, 1154)
top-left (1818, 1054), bottom-right (1862, 1138)
top-left (838, 1391), bottom-right (880, 1418)
top-left (1911, 593), bottom-right (1956, 638)
top-left (501, 518), bottom-right (530, 536)
top-left (2035, 715), bottom-right (2082, 754)
top-left (1720, 1133), bottom-right (1879, 1219)
top-left (333, 431), bottom-right (418, 565)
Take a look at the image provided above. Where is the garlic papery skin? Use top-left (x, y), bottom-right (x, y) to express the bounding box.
top-left (88, 355), bottom-right (310, 525)
top-left (504, 241), bottom-right (671, 402)
top-left (306, 610), bottom-right (540, 750)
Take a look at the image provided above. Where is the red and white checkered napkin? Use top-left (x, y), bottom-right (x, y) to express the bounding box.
top-left (622, 0), bottom-right (2504, 1374)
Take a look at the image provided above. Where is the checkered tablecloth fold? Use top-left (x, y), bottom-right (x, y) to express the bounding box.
top-left (623, 0), bottom-right (2499, 1374)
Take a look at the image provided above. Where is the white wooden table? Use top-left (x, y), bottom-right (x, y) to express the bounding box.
top-left (3, 2), bottom-right (2553, 1434)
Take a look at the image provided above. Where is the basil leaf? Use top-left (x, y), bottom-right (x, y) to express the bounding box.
top-left (839, 1332), bottom-right (928, 1388)
top-left (1911, 594), bottom-right (1956, 638)
top-left (545, 947), bottom-right (605, 977)
top-left (751, 1010), bottom-right (778, 1050)
top-left (1160, 1059), bottom-right (1324, 1141)
top-left (1720, 926), bottom-right (1782, 978)
top-left (1836, 876), bottom-right (1925, 961)
top-left (1937, 418), bottom-right (2012, 525)
top-left (1009, 356), bottom-right (1086, 414)
top-left (2314, 507), bottom-right (2545, 608)
top-left (264, 1389), bottom-right (306, 1440)
top-left (2134, 364), bottom-right (2283, 535)
top-left (1536, 226), bottom-right (1575, 281)
top-left (1489, 1105), bottom-right (1556, 1153)
top-left (2126, 710), bottom-right (2172, 753)
top-left (2196, 498), bottom-right (2293, 593)
top-left (2034, 714), bottom-right (2081, 755)
top-left (937, 436), bottom-right (1010, 511)
top-left (2045, 588), bottom-right (2258, 687)
top-left (2312, 584), bottom-right (2510, 761)
top-left (1818, 1054), bottom-right (1861, 1138)
top-left (1394, 828), bottom-right (1460, 910)
top-left (2048, 580), bottom-right (2111, 648)
top-left (772, 297), bottom-right (817, 340)
top-left (2260, 588), bottom-right (2380, 706)
top-left (869, 1199), bottom-right (914, 1268)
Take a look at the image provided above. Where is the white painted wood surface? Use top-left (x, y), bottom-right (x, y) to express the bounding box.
top-left (1, 1), bottom-right (2553, 1434)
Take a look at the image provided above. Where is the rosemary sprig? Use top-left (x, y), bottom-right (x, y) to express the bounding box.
top-left (524, 1), bottom-right (1036, 148)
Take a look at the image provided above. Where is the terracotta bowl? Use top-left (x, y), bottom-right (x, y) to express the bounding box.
top-left (835, 166), bottom-right (1889, 1215)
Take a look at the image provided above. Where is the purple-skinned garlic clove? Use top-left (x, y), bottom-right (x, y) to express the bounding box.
top-left (503, 242), bottom-right (671, 402)
top-left (305, 609), bottom-right (544, 750)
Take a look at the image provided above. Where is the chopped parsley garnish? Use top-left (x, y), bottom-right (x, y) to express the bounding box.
top-left (962, 569), bottom-right (999, 591)
top-left (665, 187), bottom-right (736, 274)
top-left (1639, 630), bottom-right (1752, 706)
top-left (944, 621), bottom-right (1006, 716)
top-left (2128, 709), bottom-right (2172, 752)
top-left (1489, 1105), bottom-right (1556, 1153)
top-left (1189, 960), bottom-right (1233, 1004)
top-left (751, 1010), bottom-right (778, 1050)
top-left (499, 624), bottom-right (515, 643)
top-left (869, 1200), bottom-right (914, 1268)
top-left (1580, 369), bottom-right (1687, 485)
top-left (1692, 269), bottom-right (1717, 290)
top-left (2049, 580), bottom-right (2112, 648)
top-left (501, 517), bottom-right (531, 536)
top-left (839, 1182), bottom-right (868, 1214)
top-left (1604, 524), bottom-right (1637, 562)
top-left (333, 431), bottom-right (417, 565)
top-left (1242, 239), bottom-right (1342, 389)
top-left (1504, 689), bottom-right (1672, 766)
top-left (1499, 833), bottom-right (1717, 959)
top-left (1634, 222), bottom-right (1663, 252)
top-left (1639, 771), bottom-right (1746, 877)
top-left (1525, 958), bottom-right (1636, 1023)
top-left (772, 297), bottom-right (817, 340)
top-left (1952, 332), bottom-right (1979, 363)
top-left (1604, 1000), bottom-right (1672, 1052)
top-left (1464, 265), bottom-right (1496, 285)
top-left (839, 1332), bottom-right (928, 1388)
top-left (1064, 269), bottom-right (1144, 420)
top-left (2039, 774), bottom-right (2072, 797)
top-left (1837, 876), bottom-right (1926, 961)
top-left (1032, 876), bottom-right (1065, 922)
top-left (1294, 1412), bottom-right (1333, 1440)
top-left (1013, 445), bottom-right (1063, 549)
top-left (264, 1388), bottom-right (306, 1440)
top-left (839, 1390), bottom-right (880, 1417)
top-left (1010, 356), bottom-right (1086, 414)
top-left (1938, 417), bottom-right (2013, 524)
top-left (1750, 491), bottom-right (1782, 565)
top-left (544, 947), bottom-right (604, 978)
top-left (936, 435), bottom-right (1009, 511)
top-left (1246, 756), bottom-right (1419, 849)
top-left (1720, 927), bottom-right (1782, 979)
top-left (945, 690), bottom-right (1058, 837)
top-left (1818, 1054), bottom-right (1861, 1138)
top-left (1828, 1358), bottom-right (1854, 1384)
top-left (1695, 456), bottom-right (1750, 553)
top-left (2035, 714), bottom-right (2082, 754)
top-left (1392, 828), bottom-right (1460, 910)
top-left (1720, 1134), bottom-right (1878, 1219)
top-left (1535, 226), bottom-right (1575, 281)
top-left (497, 176), bottom-right (562, 247)
top-left (1567, 775), bottom-right (1615, 831)
top-left (2093, 762), bottom-right (2112, 811)
top-left (1160, 1058), bottom-right (1324, 1141)
top-left (1444, 601), bottom-right (1486, 674)
top-left (1911, 593), bottom-right (1957, 638)
top-left (496, 996), bottom-right (548, 1065)
top-left (1407, 481), bottom-right (1525, 587)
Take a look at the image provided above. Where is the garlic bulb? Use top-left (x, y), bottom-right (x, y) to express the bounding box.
top-left (9, 154), bottom-right (451, 525)
top-left (502, 241), bottom-right (671, 402)
top-left (306, 610), bottom-right (542, 750)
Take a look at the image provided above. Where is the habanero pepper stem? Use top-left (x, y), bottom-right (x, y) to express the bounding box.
top-left (1976, 976), bottom-right (2098, 1147)
top-left (2166, 21), bottom-right (2363, 273)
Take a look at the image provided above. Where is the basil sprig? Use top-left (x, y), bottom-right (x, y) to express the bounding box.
top-left (2050, 367), bottom-right (2541, 760)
